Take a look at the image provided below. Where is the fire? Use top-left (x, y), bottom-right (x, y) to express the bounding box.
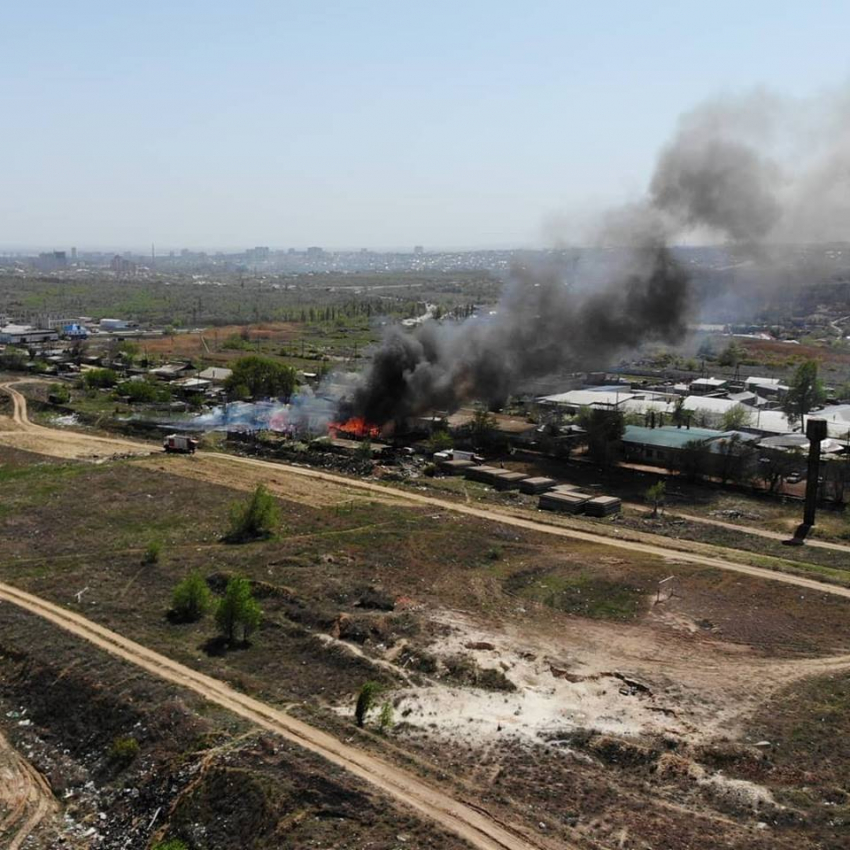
top-left (328, 417), bottom-right (381, 440)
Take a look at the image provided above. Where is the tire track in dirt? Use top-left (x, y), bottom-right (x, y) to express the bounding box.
top-left (0, 581), bottom-right (557, 850)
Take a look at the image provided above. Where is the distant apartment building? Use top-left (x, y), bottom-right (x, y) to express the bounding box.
top-left (33, 251), bottom-right (67, 272)
top-left (110, 255), bottom-right (137, 274)
top-left (246, 246), bottom-right (270, 262)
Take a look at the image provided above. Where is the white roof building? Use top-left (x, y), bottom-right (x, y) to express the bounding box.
top-left (690, 377), bottom-right (728, 392)
top-left (683, 395), bottom-right (795, 435)
top-left (537, 389), bottom-right (634, 410)
top-left (808, 405), bottom-right (850, 439)
top-left (198, 367), bottom-right (232, 383)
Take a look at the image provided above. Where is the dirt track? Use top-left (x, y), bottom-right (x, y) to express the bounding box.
top-left (0, 730), bottom-right (57, 850)
top-left (623, 501), bottom-right (850, 555)
top-left (1, 381), bottom-right (849, 600)
top-left (0, 580), bottom-right (551, 850)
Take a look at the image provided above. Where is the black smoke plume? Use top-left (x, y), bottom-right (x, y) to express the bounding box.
top-left (342, 84), bottom-right (850, 425)
top-left (343, 243), bottom-right (690, 424)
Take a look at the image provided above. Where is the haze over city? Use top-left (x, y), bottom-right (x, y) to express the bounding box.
top-left (3, 0), bottom-right (850, 251)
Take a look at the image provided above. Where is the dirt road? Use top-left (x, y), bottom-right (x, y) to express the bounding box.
top-left (622, 501), bottom-right (850, 555)
top-left (0, 729), bottom-right (58, 850)
top-left (2, 381), bottom-right (849, 601)
top-left (0, 580), bottom-right (551, 850)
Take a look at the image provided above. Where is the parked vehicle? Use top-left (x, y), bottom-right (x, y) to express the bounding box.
top-left (163, 434), bottom-right (198, 454)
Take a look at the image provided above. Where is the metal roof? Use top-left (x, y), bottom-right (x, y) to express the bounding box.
top-left (622, 425), bottom-right (723, 449)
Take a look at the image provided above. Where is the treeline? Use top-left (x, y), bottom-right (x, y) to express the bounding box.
top-left (0, 272), bottom-right (499, 329)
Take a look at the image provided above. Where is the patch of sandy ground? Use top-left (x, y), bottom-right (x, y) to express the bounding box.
top-left (0, 729), bottom-right (58, 850)
top-left (381, 606), bottom-right (850, 757)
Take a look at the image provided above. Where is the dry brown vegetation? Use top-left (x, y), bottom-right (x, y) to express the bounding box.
top-left (2, 437), bottom-right (850, 848)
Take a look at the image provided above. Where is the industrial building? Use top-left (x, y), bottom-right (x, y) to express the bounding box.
top-left (0, 324), bottom-right (60, 345)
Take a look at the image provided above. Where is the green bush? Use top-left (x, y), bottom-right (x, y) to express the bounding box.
top-left (153, 841), bottom-right (188, 850)
top-left (224, 355), bottom-right (296, 400)
top-left (355, 681), bottom-right (383, 727)
top-left (116, 379), bottom-right (171, 404)
top-left (171, 573), bottom-right (212, 622)
top-left (142, 539), bottom-right (162, 565)
top-left (227, 484), bottom-right (280, 542)
top-left (379, 701), bottom-right (394, 733)
top-left (48, 383), bottom-right (71, 404)
top-left (109, 736), bottom-right (140, 765)
top-left (215, 576), bottom-right (262, 644)
top-left (83, 368), bottom-right (118, 389)
top-left (426, 429), bottom-right (453, 453)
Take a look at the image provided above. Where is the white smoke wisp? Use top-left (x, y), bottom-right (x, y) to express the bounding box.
top-left (187, 386), bottom-right (340, 436)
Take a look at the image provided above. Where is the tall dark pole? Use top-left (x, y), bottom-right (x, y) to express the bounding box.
top-left (786, 417), bottom-right (827, 545)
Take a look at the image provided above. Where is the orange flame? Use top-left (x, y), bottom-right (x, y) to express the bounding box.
top-left (328, 417), bottom-right (381, 439)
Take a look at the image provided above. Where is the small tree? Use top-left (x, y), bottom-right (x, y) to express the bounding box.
top-left (782, 360), bottom-right (826, 424)
top-left (83, 368), bottom-right (119, 389)
top-left (720, 404), bottom-right (753, 431)
top-left (670, 396), bottom-right (688, 427)
top-left (718, 340), bottom-right (745, 368)
top-left (426, 429), bottom-right (453, 454)
top-left (354, 681), bottom-right (383, 728)
top-left (171, 573), bottom-right (212, 622)
top-left (379, 701), bottom-right (394, 733)
top-left (759, 449), bottom-right (802, 494)
top-left (224, 355), bottom-right (297, 400)
top-left (48, 383), bottom-right (70, 404)
top-left (227, 484), bottom-right (280, 542)
top-left (142, 539), bottom-right (162, 565)
top-left (578, 407), bottom-right (625, 467)
top-left (646, 480), bottom-right (666, 517)
top-left (469, 406), bottom-right (498, 451)
top-left (215, 576), bottom-right (262, 644)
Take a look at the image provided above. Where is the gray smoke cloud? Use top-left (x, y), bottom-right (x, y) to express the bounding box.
top-left (343, 244), bottom-right (690, 423)
top-left (649, 86), bottom-right (850, 245)
top-left (343, 85), bottom-right (850, 425)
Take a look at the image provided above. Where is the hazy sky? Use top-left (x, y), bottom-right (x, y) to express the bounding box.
top-left (2, 1), bottom-right (849, 252)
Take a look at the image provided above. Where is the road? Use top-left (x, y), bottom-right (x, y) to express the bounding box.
top-left (622, 502), bottom-right (850, 555)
